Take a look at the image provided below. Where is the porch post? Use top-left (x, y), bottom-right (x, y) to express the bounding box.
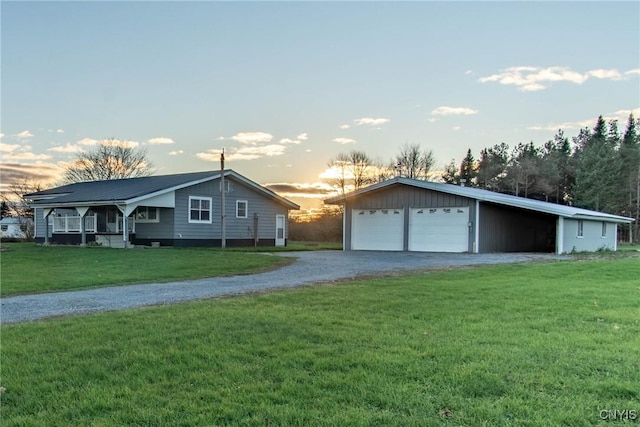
top-left (76, 207), bottom-right (90, 247)
top-left (43, 208), bottom-right (53, 245)
top-left (116, 204), bottom-right (137, 248)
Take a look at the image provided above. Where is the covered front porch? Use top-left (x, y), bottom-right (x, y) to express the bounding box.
top-left (43, 206), bottom-right (138, 248)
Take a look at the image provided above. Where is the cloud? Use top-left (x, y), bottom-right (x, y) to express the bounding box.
top-left (339, 124), bottom-right (351, 129)
top-left (0, 133), bottom-right (4, 139)
top-left (0, 143), bottom-right (21, 153)
top-left (527, 107), bottom-right (640, 131)
top-left (452, 126), bottom-right (462, 131)
top-left (479, 66), bottom-right (638, 91)
top-left (265, 182), bottom-right (334, 199)
top-left (279, 138), bottom-right (301, 145)
top-left (16, 130), bottom-right (34, 139)
top-left (197, 144), bottom-right (287, 162)
top-left (431, 106), bottom-right (478, 116)
top-left (0, 162), bottom-right (64, 192)
top-left (147, 137), bottom-right (175, 145)
top-left (427, 118), bottom-right (439, 123)
top-left (56, 129), bottom-right (64, 134)
top-left (587, 69), bottom-right (623, 80)
top-left (624, 68), bottom-right (640, 76)
top-left (332, 138), bottom-right (357, 144)
top-left (168, 150), bottom-right (184, 156)
top-left (47, 143), bottom-right (85, 153)
top-left (78, 138), bottom-right (99, 146)
top-left (231, 132), bottom-right (273, 145)
top-left (296, 133), bottom-right (308, 141)
top-left (354, 117), bottom-right (390, 126)
top-left (2, 152), bottom-right (53, 161)
top-left (100, 139), bottom-right (140, 148)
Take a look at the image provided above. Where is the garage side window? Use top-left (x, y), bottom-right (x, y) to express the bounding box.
top-left (577, 220), bottom-right (584, 237)
top-left (189, 196), bottom-right (212, 223)
top-left (601, 222), bottom-right (606, 238)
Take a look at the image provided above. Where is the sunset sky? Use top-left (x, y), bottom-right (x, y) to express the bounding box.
top-left (2, 1), bottom-right (639, 210)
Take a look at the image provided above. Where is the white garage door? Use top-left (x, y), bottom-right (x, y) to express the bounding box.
top-left (352, 208), bottom-right (404, 251)
top-left (409, 207), bottom-right (469, 252)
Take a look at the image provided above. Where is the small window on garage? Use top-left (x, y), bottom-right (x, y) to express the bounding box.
top-left (601, 222), bottom-right (607, 238)
top-left (577, 220), bottom-right (584, 238)
top-left (236, 200), bottom-right (248, 218)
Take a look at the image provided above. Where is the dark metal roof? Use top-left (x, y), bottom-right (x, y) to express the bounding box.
top-left (27, 170), bottom-right (300, 210)
top-left (325, 177), bottom-right (634, 224)
top-left (28, 171), bottom-right (218, 204)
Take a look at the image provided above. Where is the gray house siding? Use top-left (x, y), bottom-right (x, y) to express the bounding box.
top-left (134, 208), bottom-right (175, 240)
top-left (562, 218), bottom-right (616, 252)
top-left (479, 203), bottom-right (556, 253)
top-left (343, 185), bottom-right (475, 251)
top-left (172, 177), bottom-right (289, 247)
top-left (34, 207), bottom-right (46, 238)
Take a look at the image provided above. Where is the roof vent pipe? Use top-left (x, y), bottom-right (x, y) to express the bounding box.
top-left (460, 178), bottom-right (466, 187)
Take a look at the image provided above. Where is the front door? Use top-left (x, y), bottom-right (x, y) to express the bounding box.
top-left (275, 215), bottom-right (285, 246)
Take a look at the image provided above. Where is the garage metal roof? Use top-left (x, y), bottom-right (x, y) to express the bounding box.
top-left (324, 177), bottom-right (634, 224)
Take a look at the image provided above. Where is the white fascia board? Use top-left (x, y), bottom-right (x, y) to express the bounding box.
top-left (227, 170), bottom-right (300, 210)
top-left (125, 175), bottom-right (221, 205)
top-left (126, 191), bottom-right (175, 208)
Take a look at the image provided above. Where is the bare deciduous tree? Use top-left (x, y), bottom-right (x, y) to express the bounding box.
top-left (0, 177), bottom-right (42, 239)
top-left (63, 139), bottom-right (154, 183)
top-left (393, 143), bottom-right (436, 180)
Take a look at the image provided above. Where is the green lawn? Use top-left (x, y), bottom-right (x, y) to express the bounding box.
top-left (0, 243), bottom-right (292, 297)
top-left (2, 258), bottom-right (638, 426)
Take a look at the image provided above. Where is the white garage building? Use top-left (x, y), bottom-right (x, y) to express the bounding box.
top-left (325, 177), bottom-right (634, 254)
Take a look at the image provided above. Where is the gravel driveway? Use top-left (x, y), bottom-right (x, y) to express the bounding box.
top-left (1, 251), bottom-right (567, 324)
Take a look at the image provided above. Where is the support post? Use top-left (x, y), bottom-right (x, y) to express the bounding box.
top-left (221, 150), bottom-right (226, 249)
top-left (76, 207), bottom-right (90, 247)
top-left (43, 208), bottom-right (53, 245)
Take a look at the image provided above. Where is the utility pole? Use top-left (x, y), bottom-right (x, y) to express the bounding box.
top-left (221, 149), bottom-right (226, 249)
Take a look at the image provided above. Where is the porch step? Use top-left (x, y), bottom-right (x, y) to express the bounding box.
top-left (95, 235), bottom-right (127, 248)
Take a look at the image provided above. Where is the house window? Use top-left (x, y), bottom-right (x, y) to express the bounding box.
top-left (189, 196), bottom-right (212, 223)
top-left (236, 200), bottom-right (248, 218)
top-left (577, 220), bottom-right (584, 238)
top-left (601, 222), bottom-right (607, 238)
top-left (135, 207), bottom-right (159, 223)
top-left (1, 225), bottom-right (7, 232)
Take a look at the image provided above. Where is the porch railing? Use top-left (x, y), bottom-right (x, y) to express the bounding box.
top-left (49, 215), bottom-right (97, 233)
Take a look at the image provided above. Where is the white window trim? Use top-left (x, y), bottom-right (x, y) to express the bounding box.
top-left (135, 207), bottom-right (160, 223)
top-left (188, 196), bottom-right (213, 224)
top-left (577, 220), bottom-right (584, 238)
top-left (236, 200), bottom-right (248, 219)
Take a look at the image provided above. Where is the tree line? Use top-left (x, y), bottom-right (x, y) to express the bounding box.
top-left (321, 114), bottom-right (639, 242)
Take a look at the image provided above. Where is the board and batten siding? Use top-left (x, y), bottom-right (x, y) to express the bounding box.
top-left (343, 184), bottom-right (476, 251)
top-left (562, 218), bottom-right (616, 253)
top-left (173, 177), bottom-right (289, 243)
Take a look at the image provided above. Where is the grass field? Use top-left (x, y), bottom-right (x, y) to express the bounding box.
top-left (0, 243), bottom-right (293, 297)
top-left (1, 257), bottom-right (638, 426)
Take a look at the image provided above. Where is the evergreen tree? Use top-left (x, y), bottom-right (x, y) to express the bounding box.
top-left (458, 148), bottom-right (477, 187)
top-left (506, 142), bottom-right (540, 198)
top-left (619, 113), bottom-right (640, 241)
top-left (441, 159), bottom-right (459, 184)
top-left (476, 143), bottom-right (509, 191)
top-left (574, 116), bottom-right (621, 212)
